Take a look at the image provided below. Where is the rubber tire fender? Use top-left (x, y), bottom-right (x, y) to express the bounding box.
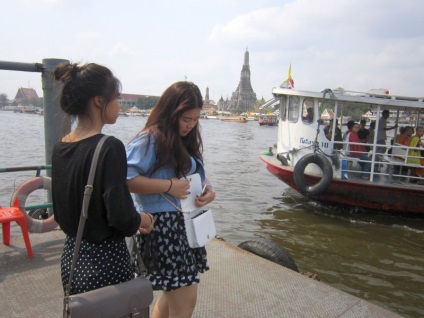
top-left (238, 238), bottom-right (299, 272)
top-left (293, 153), bottom-right (333, 196)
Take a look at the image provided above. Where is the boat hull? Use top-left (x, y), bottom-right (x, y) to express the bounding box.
top-left (260, 155), bottom-right (424, 214)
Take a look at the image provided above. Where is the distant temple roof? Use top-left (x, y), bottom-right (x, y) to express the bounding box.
top-left (14, 88), bottom-right (39, 104)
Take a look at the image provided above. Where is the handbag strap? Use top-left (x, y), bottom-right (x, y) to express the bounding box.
top-left (64, 135), bottom-right (110, 297)
top-left (160, 193), bottom-right (185, 213)
top-left (131, 235), bottom-right (146, 274)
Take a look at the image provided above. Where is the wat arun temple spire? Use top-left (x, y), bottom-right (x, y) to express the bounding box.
top-left (229, 48), bottom-right (257, 112)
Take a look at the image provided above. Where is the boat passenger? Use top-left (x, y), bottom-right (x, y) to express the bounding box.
top-left (376, 110), bottom-right (398, 155)
top-left (346, 123), bottom-right (372, 180)
top-left (397, 126), bottom-right (414, 146)
top-left (324, 118), bottom-right (343, 150)
top-left (407, 126), bottom-right (424, 185)
top-left (342, 120), bottom-right (355, 145)
top-left (302, 107), bottom-right (314, 123)
top-left (358, 119), bottom-right (370, 151)
top-left (357, 119), bottom-right (370, 143)
top-left (51, 62), bottom-right (154, 296)
top-left (395, 126), bottom-right (406, 142)
top-left (367, 121), bottom-right (376, 145)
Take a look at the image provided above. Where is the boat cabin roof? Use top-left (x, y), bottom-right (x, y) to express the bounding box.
top-left (272, 87), bottom-right (424, 110)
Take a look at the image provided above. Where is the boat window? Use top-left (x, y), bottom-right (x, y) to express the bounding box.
top-left (288, 96), bottom-right (300, 122)
top-left (302, 97), bottom-right (314, 124)
top-left (319, 99), bottom-right (336, 126)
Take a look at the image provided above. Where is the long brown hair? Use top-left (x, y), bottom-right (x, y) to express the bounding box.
top-left (137, 81), bottom-right (204, 177)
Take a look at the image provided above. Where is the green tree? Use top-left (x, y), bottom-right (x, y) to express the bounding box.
top-left (0, 93), bottom-right (8, 108)
top-left (137, 96), bottom-right (159, 110)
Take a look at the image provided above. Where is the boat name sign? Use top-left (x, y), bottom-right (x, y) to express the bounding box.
top-left (299, 137), bottom-right (329, 149)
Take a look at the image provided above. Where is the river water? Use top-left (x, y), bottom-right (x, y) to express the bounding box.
top-left (1, 112), bottom-right (423, 318)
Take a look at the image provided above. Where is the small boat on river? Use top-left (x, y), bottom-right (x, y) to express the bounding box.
top-left (219, 116), bottom-right (248, 123)
top-left (259, 115), bottom-right (278, 126)
top-left (260, 87), bottom-right (424, 214)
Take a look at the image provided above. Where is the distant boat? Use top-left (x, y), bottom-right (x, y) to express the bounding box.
top-left (15, 106), bottom-right (41, 114)
top-left (125, 112), bottom-right (145, 117)
top-left (125, 106), bottom-right (146, 116)
top-left (219, 116), bottom-right (248, 123)
top-left (259, 115), bottom-right (278, 126)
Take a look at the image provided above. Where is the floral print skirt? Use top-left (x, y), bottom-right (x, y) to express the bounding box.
top-left (135, 211), bottom-right (209, 291)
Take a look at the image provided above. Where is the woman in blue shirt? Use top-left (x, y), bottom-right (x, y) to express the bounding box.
top-left (126, 81), bottom-right (216, 318)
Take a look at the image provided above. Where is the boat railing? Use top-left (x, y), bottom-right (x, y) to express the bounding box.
top-left (0, 165), bottom-right (52, 211)
top-left (333, 140), bottom-right (423, 183)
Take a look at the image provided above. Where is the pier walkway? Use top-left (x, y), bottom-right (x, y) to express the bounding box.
top-left (1, 229), bottom-right (401, 317)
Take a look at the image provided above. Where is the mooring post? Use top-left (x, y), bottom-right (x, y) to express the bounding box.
top-left (41, 59), bottom-right (70, 170)
top-left (41, 59), bottom-right (70, 209)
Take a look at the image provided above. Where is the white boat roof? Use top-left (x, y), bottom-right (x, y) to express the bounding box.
top-left (272, 87), bottom-right (424, 109)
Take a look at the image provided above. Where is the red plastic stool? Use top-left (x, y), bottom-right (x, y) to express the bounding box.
top-left (0, 198), bottom-right (33, 258)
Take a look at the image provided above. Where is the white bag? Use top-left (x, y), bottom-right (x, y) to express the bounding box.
top-left (184, 208), bottom-right (216, 248)
top-left (162, 173), bottom-right (216, 248)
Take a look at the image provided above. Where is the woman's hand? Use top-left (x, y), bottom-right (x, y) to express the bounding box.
top-left (195, 186), bottom-right (216, 207)
top-left (167, 178), bottom-right (190, 199)
top-left (139, 213), bottom-right (154, 234)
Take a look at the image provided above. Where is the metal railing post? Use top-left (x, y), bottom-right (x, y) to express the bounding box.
top-left (41, 58), bottom-right (70, 173)
top-left (41, 58), bottom-right (70, 210)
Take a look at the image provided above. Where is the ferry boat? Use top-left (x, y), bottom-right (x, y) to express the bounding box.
top-left (260, 87), bottom-right (424, 214)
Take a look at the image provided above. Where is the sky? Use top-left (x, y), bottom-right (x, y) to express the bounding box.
top-left (1, 0), bottom-right (424, 102)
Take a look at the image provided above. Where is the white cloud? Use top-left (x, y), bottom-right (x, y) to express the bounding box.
top-left (108, 43), bottom-right (137, 59)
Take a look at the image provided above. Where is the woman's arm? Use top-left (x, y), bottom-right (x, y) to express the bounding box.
top-left (128, 175), bottom-right (190, 198)
top-left (139, 212), bottom-right (154, 234)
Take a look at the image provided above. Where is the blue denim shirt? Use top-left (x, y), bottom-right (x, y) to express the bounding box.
top-left (126, 132), bottom-right (206, 213)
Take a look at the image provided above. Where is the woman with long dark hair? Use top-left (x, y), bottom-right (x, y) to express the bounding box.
top-left (126, 81), bottom-right (216, 318)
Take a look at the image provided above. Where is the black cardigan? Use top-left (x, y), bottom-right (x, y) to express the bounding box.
top-left (52, 134), bottom-right (140, 242)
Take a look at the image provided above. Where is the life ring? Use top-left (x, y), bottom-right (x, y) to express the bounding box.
top-left (238, 238), bottom-right (299, 272)
top-left (10, 176), bottom-right (58, 233)
top-left (293, 153), bottom-right (333, 196)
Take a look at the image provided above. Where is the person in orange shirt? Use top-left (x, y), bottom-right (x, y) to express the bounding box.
top-left (407, 126), bottom-right (424, 184)
top-left (397, 126), bottom-right (414, 146)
